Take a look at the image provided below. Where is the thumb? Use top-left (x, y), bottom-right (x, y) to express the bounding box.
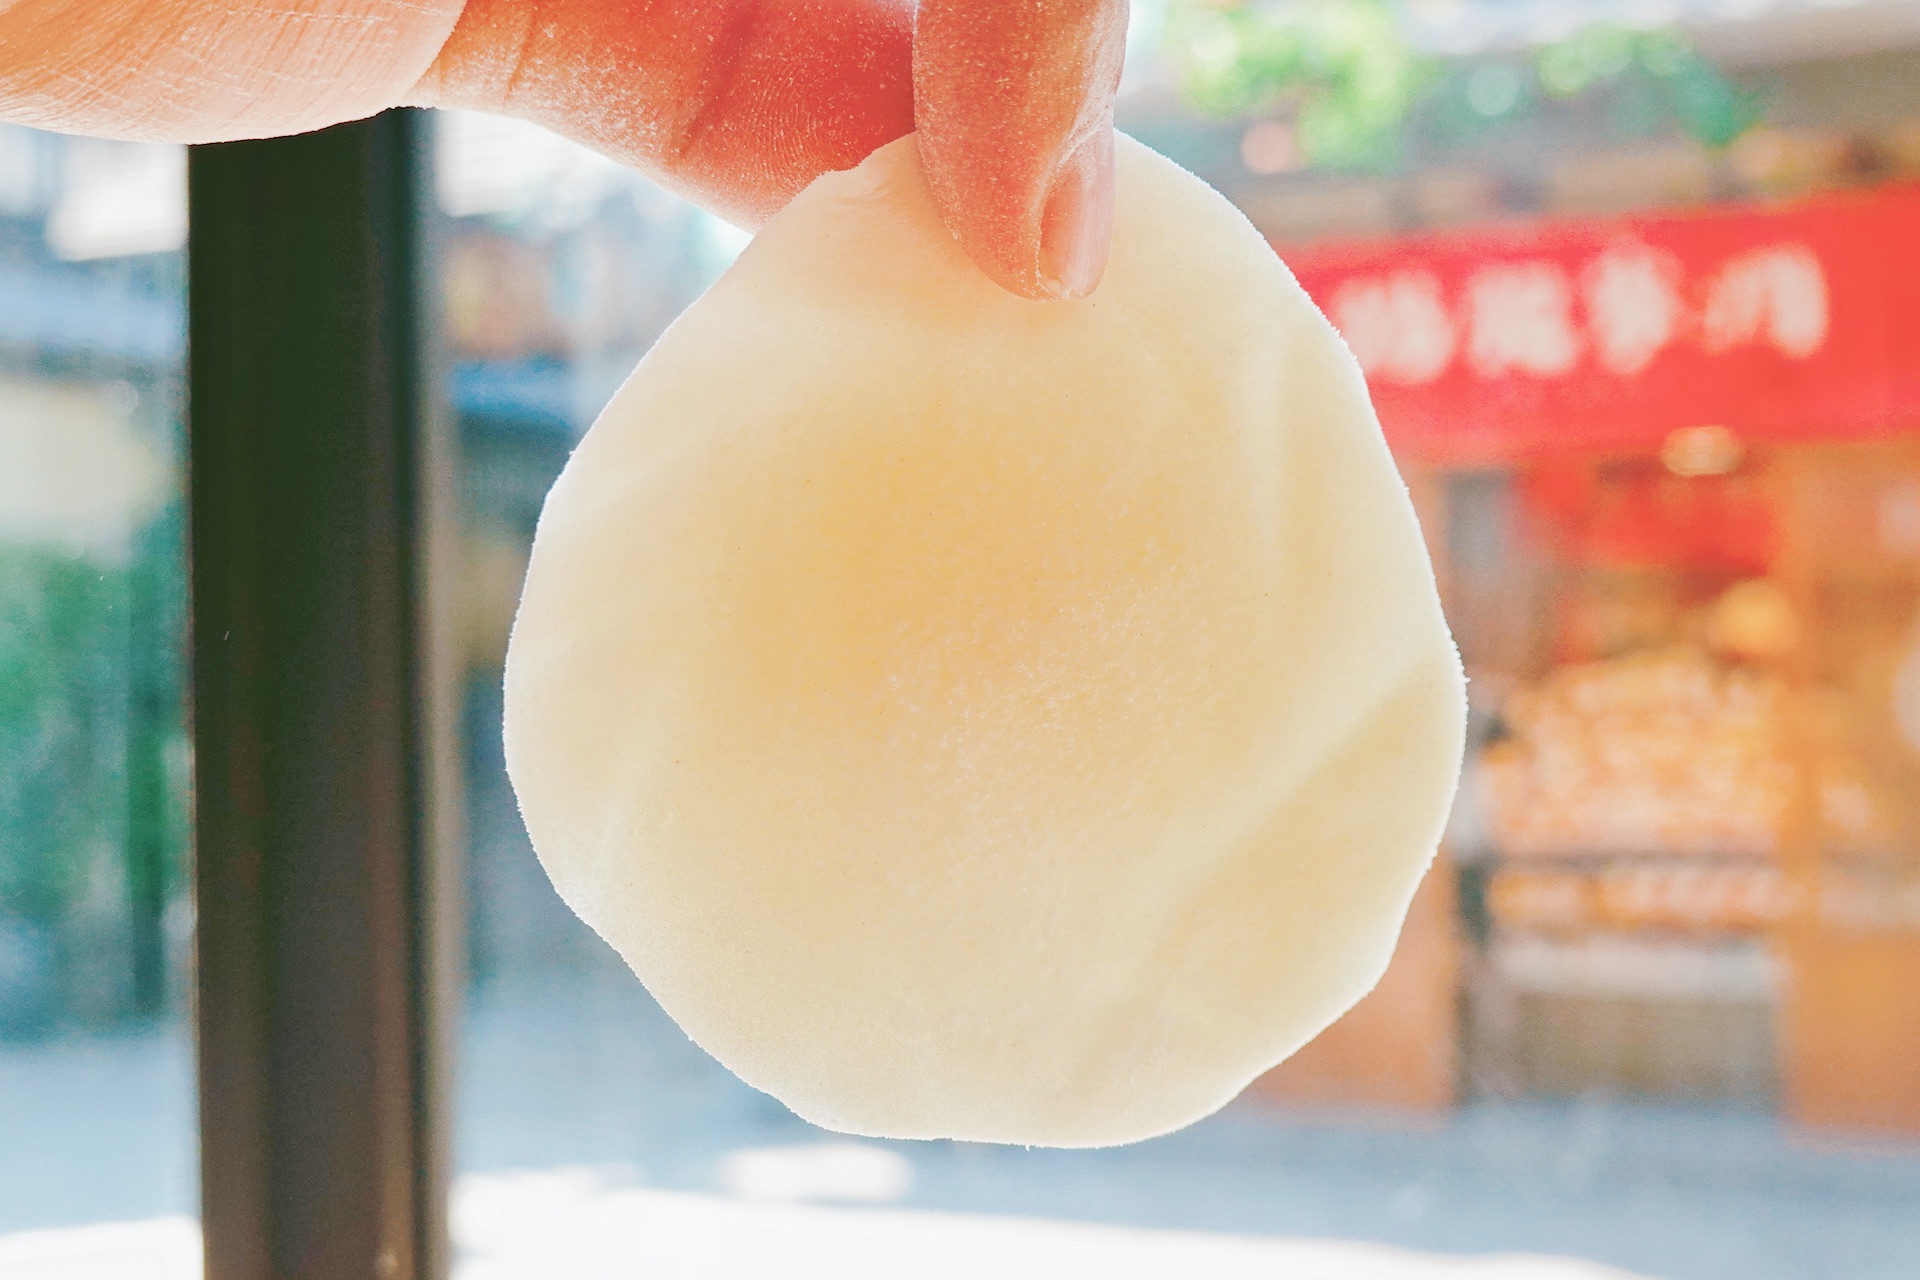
top-left (914, 0), bottom-right (1128, 302)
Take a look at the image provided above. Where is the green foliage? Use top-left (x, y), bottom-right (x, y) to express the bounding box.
top-left (0, 513), bottom-right (187, 955)
top-left (1534, 25), bottom-right (1762, 147)
top-left (1167, 0), bottom-right (1428, 168)
top-left (1165, 2), bottom-right (1764, 168)
top-left (0, 549), bottom-right (123, 919)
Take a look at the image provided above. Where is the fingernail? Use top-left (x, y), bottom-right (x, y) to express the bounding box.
top-left (1038, 132), bottom-right (1115, 301)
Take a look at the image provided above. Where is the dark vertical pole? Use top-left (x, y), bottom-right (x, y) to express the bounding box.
top-left (124, 512), bottom-right (176, 1019)
top-left (188, 109), bottom-right (455, 1280)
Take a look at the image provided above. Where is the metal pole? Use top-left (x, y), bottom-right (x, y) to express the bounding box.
top-left (187, 109), bottom-right (455, 1280)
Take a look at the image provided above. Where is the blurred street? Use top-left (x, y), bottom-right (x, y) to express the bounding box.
top-left (5, 976), bottom-right (1917, 1280)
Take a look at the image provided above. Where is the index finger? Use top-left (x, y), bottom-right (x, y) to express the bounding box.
top-left (412, 0), bottom-right (919, 228)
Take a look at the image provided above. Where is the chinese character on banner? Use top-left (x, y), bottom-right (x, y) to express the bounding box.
top-left (1328, 270), bottom-right (1455, 385)
top-left (1463, 261), bottom-right (1582, 378)
top-left (1582, 241), bottom-right (1687, 377)
top-left (1279, 179), bottom-right (1920, 463)
top-left (1701, 243), bottom-right (1828, 359)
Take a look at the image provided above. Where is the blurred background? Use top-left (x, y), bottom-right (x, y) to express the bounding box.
top-left (4, 2), bottom-right (1920, 1277)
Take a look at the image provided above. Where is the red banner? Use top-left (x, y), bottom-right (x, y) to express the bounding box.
top-left (1279, 184), bottom-right (1920, 465)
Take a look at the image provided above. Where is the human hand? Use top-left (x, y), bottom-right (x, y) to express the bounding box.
top-left (1, 0), bottom-right (1127, 299)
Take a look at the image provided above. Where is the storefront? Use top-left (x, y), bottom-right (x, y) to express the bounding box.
top-left (1260, 182), bottom-right (1920, 1132)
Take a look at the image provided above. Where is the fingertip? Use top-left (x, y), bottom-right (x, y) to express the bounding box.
top-left (1037, 128), bottom-right (1115, 301)
top-left (914, 0), bottom-right (1128, 303)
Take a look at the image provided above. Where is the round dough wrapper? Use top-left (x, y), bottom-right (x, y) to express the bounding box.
top-left (504, 133), bottom-right (1465, 1148)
